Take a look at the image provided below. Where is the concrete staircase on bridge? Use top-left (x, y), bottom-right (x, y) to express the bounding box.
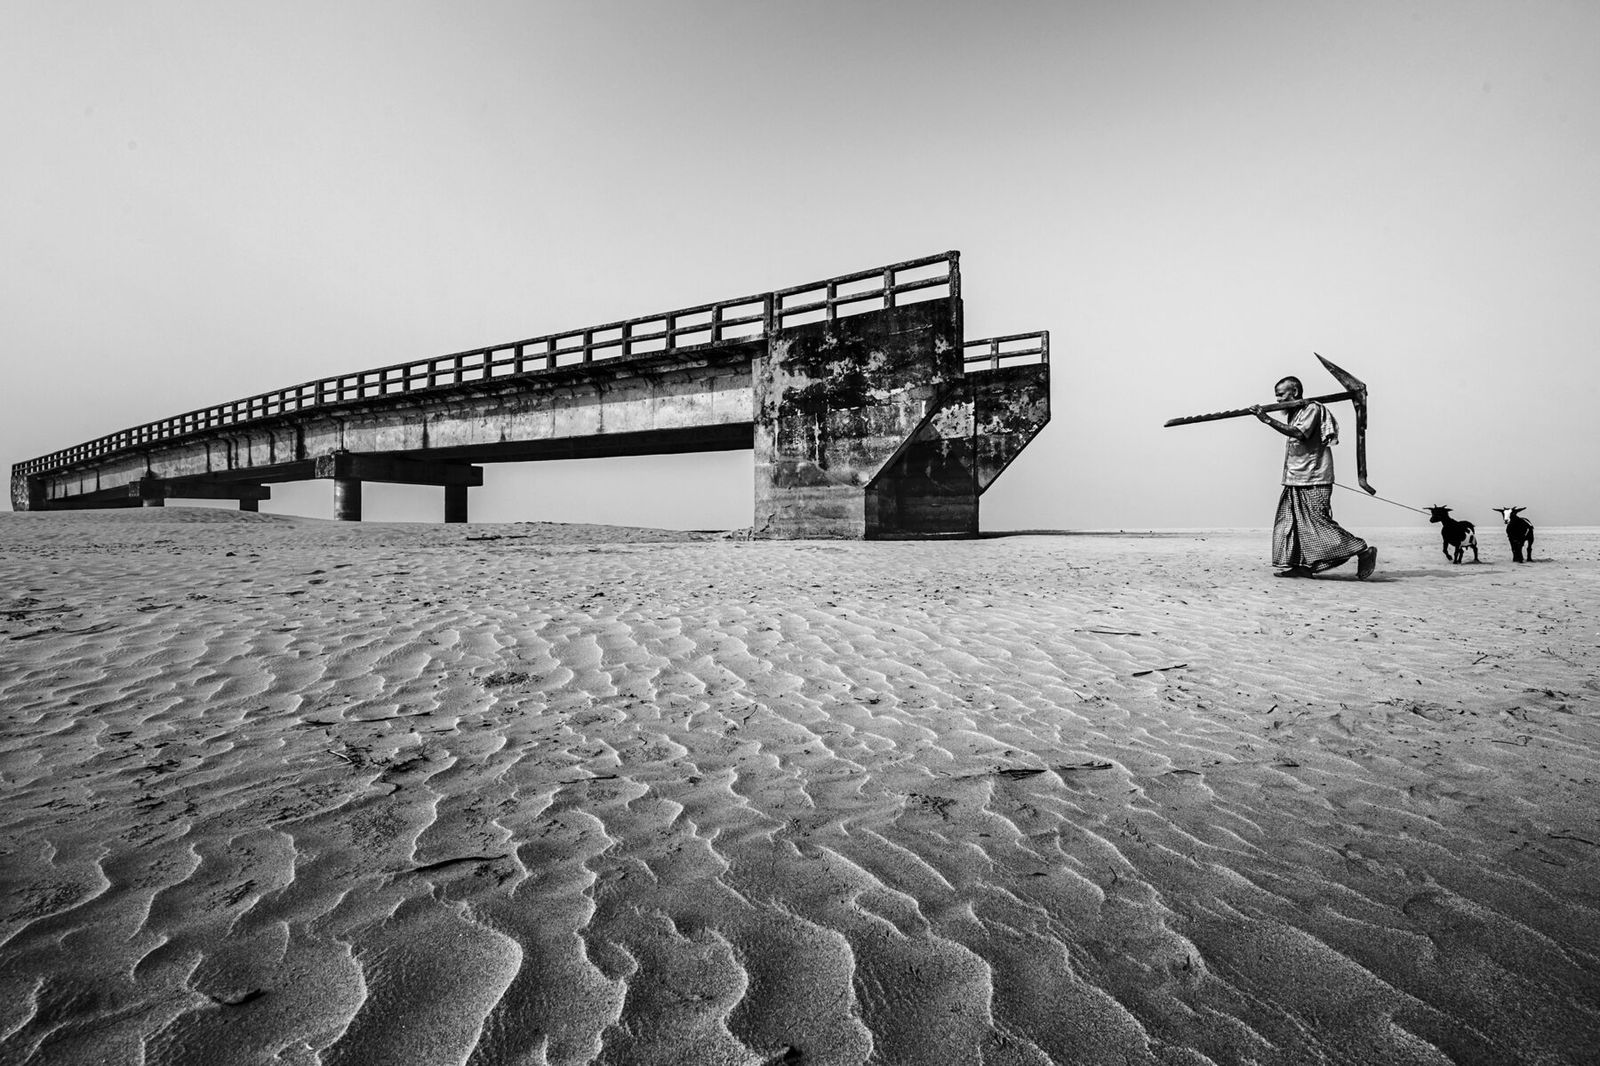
top-left (12, 252), bottom-right (1050, 538)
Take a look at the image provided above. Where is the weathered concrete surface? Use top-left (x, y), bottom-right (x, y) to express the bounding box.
top-left (753, 299), bottom-right (965, 538)
top-left (862, 363), bottom-right (1051, 537)
top-left (974, 364), bottom-right (1052, 492)
top-left (866, 383), bottom-right (980, 537)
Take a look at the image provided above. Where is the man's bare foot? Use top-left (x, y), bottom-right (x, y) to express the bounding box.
top-left (1357, 546), bottom-right (1378, 580)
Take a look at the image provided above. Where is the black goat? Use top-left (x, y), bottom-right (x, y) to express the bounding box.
top-left (1492, 507), bottom-right (1535, 562)
top-left (1426, 506), bottom-right (1478, 564)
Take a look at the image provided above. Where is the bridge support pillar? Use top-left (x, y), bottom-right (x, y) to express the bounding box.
top-left (137, 477), bottom-right (166, 508)
top-left (314, 452), bottom-right (482, 523)
top-left (240, 498), bottom-right (259, 512)
top-left (333, 478), bottom-right (362, 522)
top-left (444, 484), bottom-right (469, 524)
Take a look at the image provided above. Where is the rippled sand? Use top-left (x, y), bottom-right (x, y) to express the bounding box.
top-left (1, 509), bottom-right (1597, 1065)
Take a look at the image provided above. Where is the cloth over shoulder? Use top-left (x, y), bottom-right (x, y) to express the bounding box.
top-left (1282, 401), bottom-right (1338, 485)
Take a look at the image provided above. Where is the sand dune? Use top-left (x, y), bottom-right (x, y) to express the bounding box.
top-left (1, 510), bottom-right (1596, 1064)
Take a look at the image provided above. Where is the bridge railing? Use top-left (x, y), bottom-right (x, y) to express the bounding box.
top-left (774, 253), bottom-right (960, 329)
top-left (17, 252), bottom-right (962, 477)
top-left (963, 331), bottom-right (1050, 373)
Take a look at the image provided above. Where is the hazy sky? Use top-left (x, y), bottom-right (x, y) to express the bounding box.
top-left (6, 1), bottom-right (1597, 530)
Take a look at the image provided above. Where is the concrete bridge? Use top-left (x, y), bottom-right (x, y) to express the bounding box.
top-left (11, 252), bottom-right (1050, 538)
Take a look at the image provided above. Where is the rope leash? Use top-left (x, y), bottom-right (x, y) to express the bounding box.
top-left (1334, 482), bottom-right (1429, 515)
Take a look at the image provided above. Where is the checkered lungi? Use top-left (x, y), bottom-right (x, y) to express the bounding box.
top-left (1273, 484), bottom-right (1368, 572)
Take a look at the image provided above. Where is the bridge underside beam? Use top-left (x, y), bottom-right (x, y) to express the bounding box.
top-left (28, 488), bottom-right (143, 510)
top-left (156, 478), bottom-right (272, 501)
top-left (312, 452), bottom-right (484, 487)
top-left (35, 477), bottom-right (272, 511)
top-left (419, 422), bottom-right (755, 464)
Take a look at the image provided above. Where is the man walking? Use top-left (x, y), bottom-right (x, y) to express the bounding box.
top-left (1253, 375), bottom-right (1378, 579)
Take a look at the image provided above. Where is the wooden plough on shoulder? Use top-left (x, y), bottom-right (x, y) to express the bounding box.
top-left (1164, 353), bottom-right (1375, 494)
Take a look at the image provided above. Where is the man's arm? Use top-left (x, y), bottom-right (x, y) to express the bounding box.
top-left (1252, 403), bottom-right (1316, 442)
